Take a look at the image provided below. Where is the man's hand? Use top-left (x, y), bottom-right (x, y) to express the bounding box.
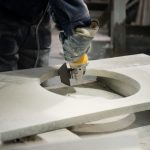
top-left (59, 21), bottom-right (99, 62)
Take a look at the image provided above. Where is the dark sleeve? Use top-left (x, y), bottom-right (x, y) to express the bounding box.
top-left (49, 0), bottom-right (91, 35)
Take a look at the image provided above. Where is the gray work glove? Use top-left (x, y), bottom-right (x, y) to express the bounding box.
top-left (59, 21), bottom-right (99, 63)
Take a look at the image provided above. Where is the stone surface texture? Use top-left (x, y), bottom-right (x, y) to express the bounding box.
top-left (0, 54), bottom-right (150, 141)
top-left (3, 133), bottom-right (141, 150)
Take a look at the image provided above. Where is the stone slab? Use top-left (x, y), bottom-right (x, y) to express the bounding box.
top-left (50, 82), bottom-right (135, 133)
top-left (3, 133), bottom-right (141, 150)
top-left (1, 129), bottom-right (80, 150)
top-left (1, 54), bottom-right (150, 141)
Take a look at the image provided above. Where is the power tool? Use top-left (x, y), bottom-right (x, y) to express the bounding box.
top-left (58, 54), bottom-right (88, 86)
top-left (58, 20), bottom-right (99, 86)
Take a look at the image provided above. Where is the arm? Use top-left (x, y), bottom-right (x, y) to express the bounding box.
top-left (50, 0), bottom-right (98, 81)
top-left (49, 0), bottom-right (91, 36)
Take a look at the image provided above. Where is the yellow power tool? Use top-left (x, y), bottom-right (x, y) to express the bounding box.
top-left (58, 54), bottom-right (88, 86)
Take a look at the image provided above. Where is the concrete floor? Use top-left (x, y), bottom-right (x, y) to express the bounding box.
top-left (50, 26), bottom-right (65, 66)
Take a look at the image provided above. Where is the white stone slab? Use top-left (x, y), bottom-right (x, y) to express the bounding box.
top-left (71, 113), bottom-right (135, 133)
top-left (4, 133), bottom-right (141, 150)
top-left (38, 129), bottom-right (80, 143)
top-left (1, 54), bottom-right (150, 141)
top-left (1, 129), bottom-right (80, 150)
top-left (50, 83), bottom-right (135, 133)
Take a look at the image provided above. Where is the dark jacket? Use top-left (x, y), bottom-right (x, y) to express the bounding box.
top-left (0, 0), bottom-right (91, 35)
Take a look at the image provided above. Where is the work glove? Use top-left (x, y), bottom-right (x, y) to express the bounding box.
top-left (59, 21), bottom-right (99, 63)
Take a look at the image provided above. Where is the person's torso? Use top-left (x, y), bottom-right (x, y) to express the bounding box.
top-left (0, 0), bottom-right (49, 23)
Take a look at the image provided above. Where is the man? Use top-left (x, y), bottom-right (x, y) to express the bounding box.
top-left (0, 0), bottom-right (98, 72)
